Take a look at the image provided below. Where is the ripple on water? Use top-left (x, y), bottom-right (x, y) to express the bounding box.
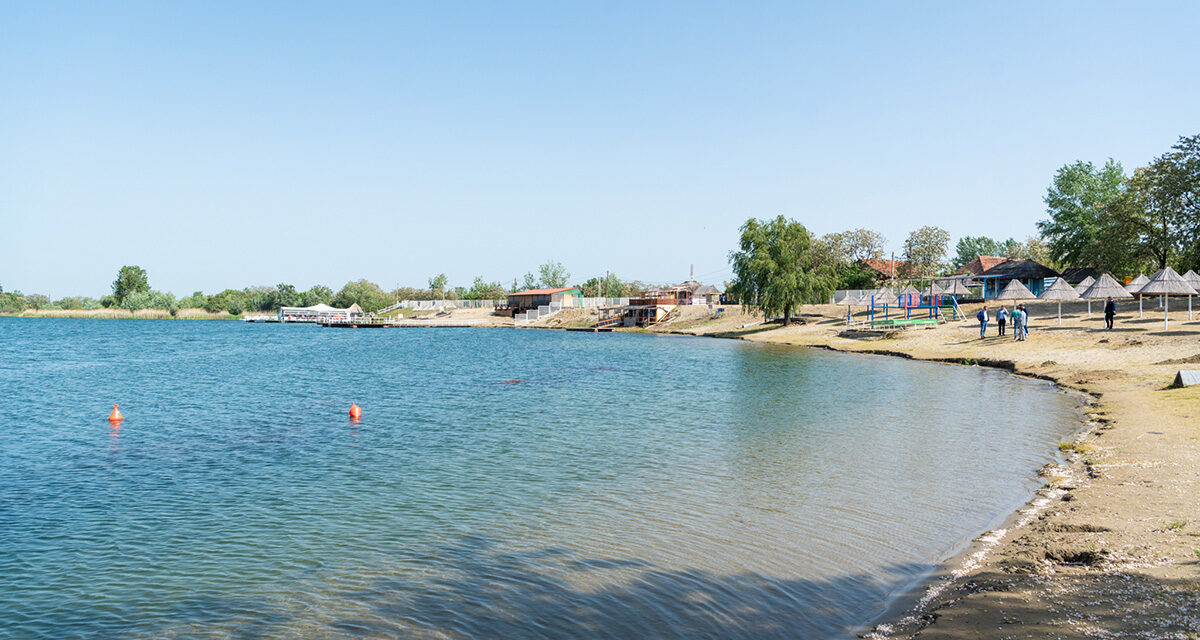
top-left (0, 319), bottom-right (1080, 639)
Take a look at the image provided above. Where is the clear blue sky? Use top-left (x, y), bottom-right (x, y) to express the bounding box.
top-left (2, 2), bottom-right (1197, 297)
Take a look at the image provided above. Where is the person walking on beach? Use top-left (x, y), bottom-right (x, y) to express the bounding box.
top-left (977, 305), bottom-right (989, 339)
top-left (1011, 306), bottom-right (1023, 341)
top-left (1017, 305), bottom-right (1029, 341)
top-left (1104, 297), bottom-right (1116, 330)
top-left (997, 305), bottom-right (1008, 336)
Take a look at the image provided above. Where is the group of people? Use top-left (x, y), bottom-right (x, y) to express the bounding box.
top-left (976, 297), bottom-right (1120, 340)
top-left (977, 304), bottom-right (1030, 341)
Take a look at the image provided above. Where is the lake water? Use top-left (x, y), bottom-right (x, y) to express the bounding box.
top-left (0, 318), bottom-right (1080, 639)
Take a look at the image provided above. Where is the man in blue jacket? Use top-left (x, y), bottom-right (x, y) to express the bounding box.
top-left (977, 305), bottom-right (989, 339)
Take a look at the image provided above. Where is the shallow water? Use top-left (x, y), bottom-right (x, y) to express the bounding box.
top-left (0, 318), bottom-right (1079, 639)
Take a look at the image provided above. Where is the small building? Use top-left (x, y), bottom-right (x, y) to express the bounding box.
top-left (858, 258), bottom-right (907, 282)
top-left (279, 303), bottom-right (363, 322)
top-left (1059, 267), bottom-right (1100, 285)
top-left (955, 255), bottom-right (1007, 276)
top-left (621, 280), bottom-right (722, 326)
top-left (505, 287), bottom-right (582, 313)
top-left (980, 259), bottom-right (1059, 298)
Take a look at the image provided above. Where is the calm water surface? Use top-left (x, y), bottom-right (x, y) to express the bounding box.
top-left (0, 318), bottom-right (1079, 639)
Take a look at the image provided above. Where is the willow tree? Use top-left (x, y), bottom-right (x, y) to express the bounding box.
top-left (728, 216), bottom-right (834, 325)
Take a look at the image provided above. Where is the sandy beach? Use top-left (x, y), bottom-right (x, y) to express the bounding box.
top-left (619, 300), bottom-right (1200, 638)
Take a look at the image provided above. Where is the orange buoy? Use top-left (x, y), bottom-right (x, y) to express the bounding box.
top-left (348, 402), bottom-right (362, 419)
top-left (107, 404), bottom-right (123, 422)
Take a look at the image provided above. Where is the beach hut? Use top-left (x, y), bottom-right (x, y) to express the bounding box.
top-left (1182, 270), bottom-right (1200, 320)
top-left (1038, 277), bottom-right (1079, 325)
top-left (1138, 267), bottom-right (1198, 331)
top-left (1079, 274), bottom-right (1133, 323)
top-left (980, 259), bottom-right (1059, 298)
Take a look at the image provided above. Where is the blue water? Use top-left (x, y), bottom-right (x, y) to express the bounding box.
top-left (0, 318), bottom-right (1079, 639)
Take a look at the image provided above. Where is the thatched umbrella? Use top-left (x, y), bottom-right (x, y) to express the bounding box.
top-left (1138, 267), bottom-right (1198, 331)
top-left (870, 288), bottom-right (897, 321)
top-left (1072, 275), bottom-right (1096, 315)
top-left (1125, 274), bottom-right (1149, 317)
top-left (1080, 273), bottom-right (1133, 304)
top-left (836, 292), bottom-right (862, 324)
top-left (994, 279), bottom-right (1035, 301)
top-left (1038, 277), bottom-right (1079, 325)
top-left (1183, 270), bottom-right (1200, 320)
top-left (941, 279), bottom-right (971, 296)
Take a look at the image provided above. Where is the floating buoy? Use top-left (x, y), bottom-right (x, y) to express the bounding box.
top-left (349, 403), bottom-right (362, 419)
top-left (107, 404), bottom-right (123, 422)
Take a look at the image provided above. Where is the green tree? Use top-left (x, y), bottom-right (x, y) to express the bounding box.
top-left (1037, 160), bottom-right (1127, 268)
top-left (466, 276), bottom-right (507, 300)
top-left (728, 216), bottom-right (835, 325)
top-left (520, 272), bottom-right (538, 290)
top-left (901, 226), bottom-right (951, 276)
top-left (952, 236), bottom-right (1006, 269)
top-left (821, 228), bottom-right (886, 262)
top-left (301, 285), bottom-right (333, 306)
top-left (1129, 135), bottom-right (1200, 270)
top-left (332, 279), bottom-right (392, 312)
top-left (537, 261), bottom-right (570, 288)
top-left (428, 273), bottom-right (448, 293)
top-left (111, 265), bottom-right (150, 305)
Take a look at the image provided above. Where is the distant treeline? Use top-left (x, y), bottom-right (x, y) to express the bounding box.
top-left (1, 262), bottom-right (659, 316)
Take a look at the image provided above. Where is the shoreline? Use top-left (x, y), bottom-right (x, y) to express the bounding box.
top-left (643, 302), bottom-right (1200, 638)
top-left (6, 303), bottom-right (1198, 635)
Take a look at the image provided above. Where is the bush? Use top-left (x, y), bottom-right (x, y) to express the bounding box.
top-left (226, 299), bottom-right (245, 315)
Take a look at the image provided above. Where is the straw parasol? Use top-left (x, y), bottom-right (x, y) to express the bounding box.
top-left (1138, 267), bottom-right (1198, 330)
top-left (994, 279), bottom-right (1035, 301)
top-left (1081, 273), bottom-right (1132, 324)
top-left (941, 279), bottom-right (971, 296)
top-left (1072, 275), bottom-right (1095, 295)
top-left (836, 292), bottom-right (862, 324)
top-left (871, 288), bottom-right (898, 305)
top-left (1038, 277), bottom-right (1079, 325)
top-left (1126, 274), bottom-right (1149, 317)
top-left (1183, 270), bottom-right (1200, 321)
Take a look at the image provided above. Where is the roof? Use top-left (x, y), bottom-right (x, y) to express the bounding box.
top-left (1138, 267), bottom-right (1198, 295)
top-left (981, 259), bottom-right (1060, 280)
top-left (858, 258), bottom-right (906, 277)
top-left (1072, 275), bottom-right (1096, 294)
top-left (1080, 273), bottom-right (1133, 299)
top-left (280, 303), bottom-right (361, 313)
top-left (1038, 277), bottom-right (1080, 301)
top-left (1183, 270), bottom-right (1200, 287)
top-left (955, 256), bottom-right (1007, 276)
top-left (676, 280), bottom-right (722, 295)
top-left (509, 287), bottom-right (579, 296)
top-left (1059, 267), bottom-right (1101, 284)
